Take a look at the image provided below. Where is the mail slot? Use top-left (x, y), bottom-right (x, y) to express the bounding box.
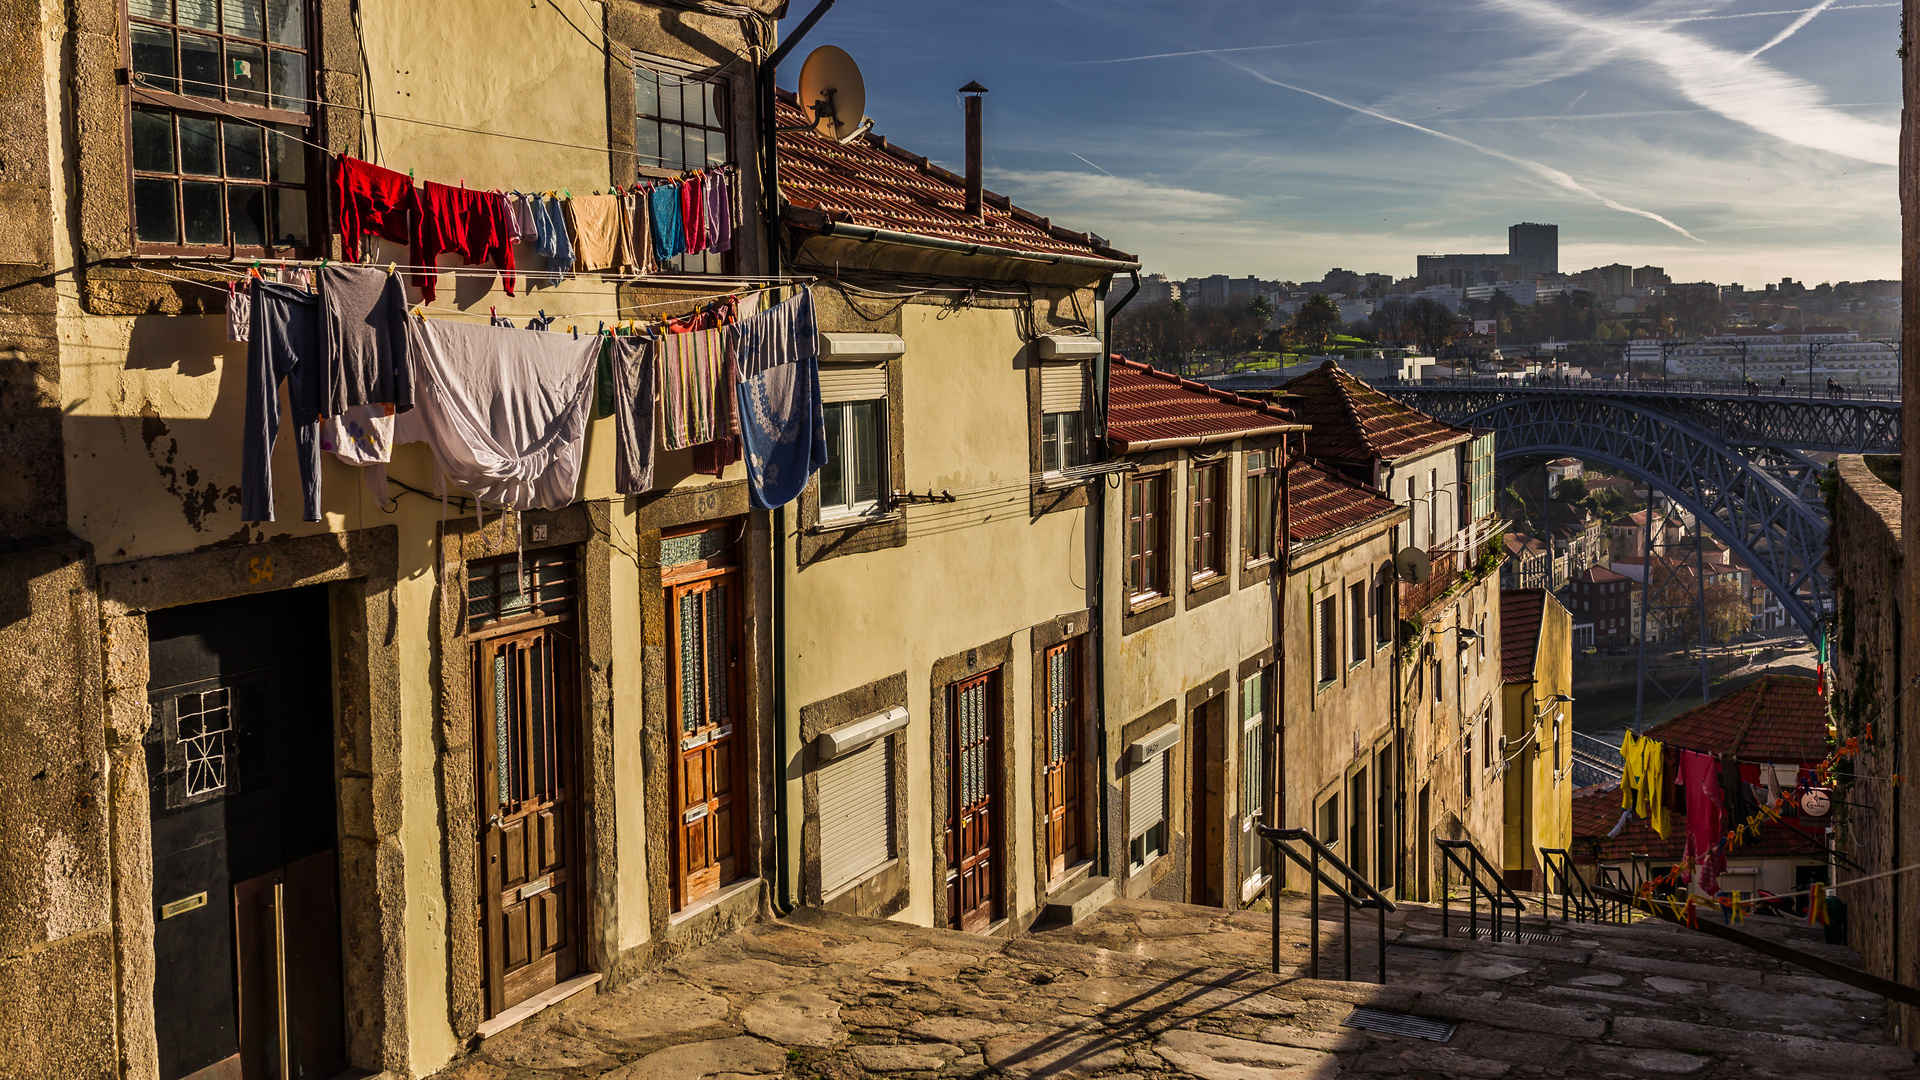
top-left (519, 875), bottom-right (552, 901)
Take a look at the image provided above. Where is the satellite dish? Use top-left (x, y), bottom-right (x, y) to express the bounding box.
top-left (1394, 547), bottom-right (1432, 584)
top-left (796, 46), bottom-right (868, 142)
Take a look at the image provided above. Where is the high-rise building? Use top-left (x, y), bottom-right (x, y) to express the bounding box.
top-left (1509, 222), bottom-right (1558, 279)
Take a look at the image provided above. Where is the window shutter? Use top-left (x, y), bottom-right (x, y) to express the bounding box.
top-left (818, 736), bottom-right (894, 894)
top-left (1128, 754), bottom-right (1167, 839)
top-left (820, 362), bottom-right (888, 404)
top-left (1039, 362), bottom-right (1087, 413)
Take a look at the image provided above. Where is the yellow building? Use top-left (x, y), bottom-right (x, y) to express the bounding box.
top-left (1498, 588), bottom-right (1575, 890)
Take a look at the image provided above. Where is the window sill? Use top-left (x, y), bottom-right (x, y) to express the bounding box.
top-left (1128, 853), bottom-right (1164, 878)
top-left (1127, 593), bottom-right (1173, 617)
top-left (1037, 473), bottom-right (1092, 492)
top-left (1243, 555), bottom-right (1275, 571)
top-left (1240, 872), bottom-right (1273, 904)
top-left (1315, 679), bottom-right (1336, 695)
top-left (1189, 570), bottom-right (1224, 590)
top-left (810, 510), bottom-right (902, 535)
top-left (822, 857), bottom-right (901, 905)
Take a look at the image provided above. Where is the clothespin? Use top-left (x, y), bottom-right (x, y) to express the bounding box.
top-left (571, 325), bottom-right (578, 339)
top-left (490, 305), bottom-right (496, 318)
top-left (597, 321), bottom-right (605, 336)
top-left (387, 261), bottom-right (396, 276)
top-left (563, 189), bottom-right (571, 199)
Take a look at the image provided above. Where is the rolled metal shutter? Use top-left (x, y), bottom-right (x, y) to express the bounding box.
top-left (1128, 753), bottom-right (1166, 839)
top-left (819, 736), bottom-right (894, 894)
top-left (820, 362), bottom-right (888, 404)
top-left (1039, 362), bottom-right (1087, 413)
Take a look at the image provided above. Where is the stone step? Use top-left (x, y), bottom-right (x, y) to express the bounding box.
top-left (1040, 874), bottom-right (1116, 927)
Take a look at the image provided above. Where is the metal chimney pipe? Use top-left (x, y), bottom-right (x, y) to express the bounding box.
top-left (960, 81), bottom-right (988, 218)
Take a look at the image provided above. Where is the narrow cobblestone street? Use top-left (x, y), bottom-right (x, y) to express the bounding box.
top-left (434, 895), bottom-right (1920, 1080)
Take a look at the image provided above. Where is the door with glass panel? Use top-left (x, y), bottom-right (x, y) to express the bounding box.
top-left (1042, 641), bottom-right (1084, 881)
top-left (664, 525), bottom-right (745, 910)
top-left (947, 671), bottom-right (1001, 932)
top-left (470, 552), bottom-right (581, 1018)
top-left (1240, 670), bottom-right (1269, 892)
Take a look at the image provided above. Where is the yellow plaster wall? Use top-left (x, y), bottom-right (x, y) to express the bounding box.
top-left (781, 303), bottom-right (1090, 928)
top-left (1501, 592), bottom-right (1574, 882)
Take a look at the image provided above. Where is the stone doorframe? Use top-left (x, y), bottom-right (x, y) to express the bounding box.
top-left (929, 634), bottom-right (1020, 934)
top-left (99, 527), bottom-right (408, 1080)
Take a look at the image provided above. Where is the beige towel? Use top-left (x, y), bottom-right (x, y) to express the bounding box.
top-left (564, 194), bottom-right (631, 273)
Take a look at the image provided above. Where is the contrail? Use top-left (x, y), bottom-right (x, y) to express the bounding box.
top-left (1070, 153), bottom-right (1114, 176)
top-left (1749, 0), bottom-right (1839, 55)
top-left (1226, 62), bottom-right (1704, 242)
top-left (1071, 37), bottom-right (1374, 64)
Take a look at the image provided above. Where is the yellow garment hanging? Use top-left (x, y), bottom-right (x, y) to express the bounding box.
top-left (1617, 731), bottom-right (1669, 839)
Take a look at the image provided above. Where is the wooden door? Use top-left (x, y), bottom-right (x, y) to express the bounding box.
top-left (947, 671), bottom-right (1001, 932)
top-left (667, 570), bottom-right (743, 910)
top-left (1042, 642), bottom-right (1083, 882)
top-left (474, 622), bottom-right (580, 1016)
top-left (1190, 705), bottom-right (1211, 905)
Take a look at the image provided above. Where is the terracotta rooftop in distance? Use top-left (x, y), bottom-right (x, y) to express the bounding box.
top-left (1573, 565), bottom-right (1629, 583)
top-left (1644, 674), bottom-right (1829, 763)
top-left (1282, 360), bottom-right (1470, 470)
top-left (1286, 456), bottom-right (1405, 548)
top-left (1107, 359), bottom-right (1304, 452)
top-left (773, 91), bottom-right (1136, 264)
top-left (1500, 589), bottom-right (1547, 683)
top-left (1572, 784), bottom-right (1825, 863)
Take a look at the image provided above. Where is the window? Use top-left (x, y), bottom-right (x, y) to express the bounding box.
top-left (1243, 450), bottom-right (1277, 563)
top-left (1404, 477), bottom-right (1417, 550)
top-left (1349, 582), bottom-right (1368, 666)
top-left (1190, 462), bottom-right (1226, 580)
top-left (634, 62), bottom-right (731, 273)
top-left (1462, 728), bottom-right (1473, 799)
top-left (1482, 712), bottom-right (1493, 773)
top-left (817, 365), bottom-right (887, 521)
top-left (1316, 596), bottom-right (1338, 685)
top-left (1374, 571), bottom-right (1393, 646)
top-left (1128, 752), bottom-right (1169, 871)
top-left (1427, 468), bottom-right (1439, 546)
top-left (1240, 670), bottom-right (1268, 887)
top-left (1477, 614), bottom-right (1487, 658)
top-left (1040, 411), bottom-right (1083, 475)
top-left (1316, 793), bottom-right (1340, 848)
top-left (1127, 474), bottom-right (1169, 602)
top-left (819, 734), bottom-right (896, 896)
top-left (128, 0), bottom-right (313, 253)
top-left (1432, 658), bottom-right (1443, 703)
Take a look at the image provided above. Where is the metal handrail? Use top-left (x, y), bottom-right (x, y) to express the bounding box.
top-left (1435, 838), bottom-right (1526, 942)
top-left (1540, 847), bottom-right (1622, 925)
top-left (1256, 825), bottom-right (1396, 985)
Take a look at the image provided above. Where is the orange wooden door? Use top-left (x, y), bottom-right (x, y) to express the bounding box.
top-left (947, 671), bottom-right (1001, 932)
top-left (1043, 642), bottom-right (1083, 881)
top-left (474, 623), bottom-right (580, 1016)
top-left (667, 570), bottom-right (742, 910)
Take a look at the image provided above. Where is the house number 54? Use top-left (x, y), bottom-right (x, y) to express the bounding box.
top-left (247, 556), bottom-right (274, 585)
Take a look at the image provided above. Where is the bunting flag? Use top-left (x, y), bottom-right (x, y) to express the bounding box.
top-left (1808, 882), bottom-right (1829, 926)
top-left (1816, 627), bottom-right (1828, 696)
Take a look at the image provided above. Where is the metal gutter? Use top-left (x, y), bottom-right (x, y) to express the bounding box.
top-left (1111, 423), bottom-right (1310, 454)
top-left (812, 220), bottom-right (1143, 273)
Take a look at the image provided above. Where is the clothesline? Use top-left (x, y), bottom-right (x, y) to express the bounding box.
top-left (157, 255), bottom-right (808, 289)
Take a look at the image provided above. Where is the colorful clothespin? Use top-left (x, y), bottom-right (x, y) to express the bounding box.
top-left (387, 261), bottom-right (396, 276)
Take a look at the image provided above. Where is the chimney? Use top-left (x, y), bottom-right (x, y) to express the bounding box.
top-left (960, 81), bottom-right (988, 218)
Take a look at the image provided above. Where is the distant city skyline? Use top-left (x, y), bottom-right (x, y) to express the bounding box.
top-left (779, 1), bottom-right (1899, 286)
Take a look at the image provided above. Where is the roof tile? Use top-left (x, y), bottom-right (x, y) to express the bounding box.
top-left (1500, 589), bottom-right (1546, 684)
top-left (1283, 360), bottom-right (1470, 467)
top-left (1107, 359), bottom-right (1301, 450)
top-left (1571, 784), bottom-right (1826, 863)
top-left (1644, 675), bottom-right (1829, 762)
top-left (1287, 456), bottom-right (1405, 546)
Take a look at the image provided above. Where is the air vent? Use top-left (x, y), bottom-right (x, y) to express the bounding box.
top-left (1342, 1007), bottom-right (1457, 1043)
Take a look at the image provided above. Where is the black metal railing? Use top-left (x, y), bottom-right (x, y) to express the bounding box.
top-left (1436, 838), bottom-right (1525, 942)
top-left (1256, 825), bottom-right (1396, 984)
top-left (1539, 847), bottom-right (1624, 925)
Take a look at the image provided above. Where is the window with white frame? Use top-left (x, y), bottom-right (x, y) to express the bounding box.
top-left (1243, 450), bottom-right (1277, 563)
top-left (1317, 596), bottom-right (1338, 685)
top-left (634, 60), bottom-right (733, 274)
top-left (1128, 752), bottom-right (1169, 871)
top-left (818, 734), bottom-right (896, 895)
top-left (1348, 582), bottom-right (1368, 666)
top-left (1038, 362), bottom-right (1087, 474)
top-left (1240, 670), bottom-right (1268, 887)
top-left (818, 363), bottom-right (887, 520)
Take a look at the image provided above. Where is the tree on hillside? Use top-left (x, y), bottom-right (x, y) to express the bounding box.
top-left (1111, 299), bottom-right (1197, 369)
top-left (1553, 476), bottom-right (1588, 504)
top-left (1248, 295), bottom-right (1276, 328)
top-left (1408, 297), bottom-right (1458, 354)
top-left (1650, 284), bottom-right (1725, 337)
top-left (1292, 294), bottom-right (1342, 352)
top-left (1371, 297), bottom-right (1411, 344)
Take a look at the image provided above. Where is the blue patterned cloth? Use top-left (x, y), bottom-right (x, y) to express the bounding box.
top-left (650, 185), bottom-right (685, 262)
top-left (734, 291), bottom-right (826, 510)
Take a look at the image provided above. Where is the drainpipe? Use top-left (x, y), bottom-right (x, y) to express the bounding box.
top-left (1276, 435), bottom-right (1291, 860)
top-left (760, 0), bottom-right (837, 918)
top-left (1092, 270), bottom-right (1138, 880)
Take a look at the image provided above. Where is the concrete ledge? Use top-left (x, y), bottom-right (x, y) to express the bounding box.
top-left (1043, 875), bottom-right (1115, 927)
top-left (475, 972), bottom-right (602, 1042)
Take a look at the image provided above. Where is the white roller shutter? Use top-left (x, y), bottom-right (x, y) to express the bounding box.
top-left (820, 362), bottom-right (888, 404)
top-left (819, 735), bottom-right (894, 894)
top-left (1128, 753), bottom-right (1167, 840)
top-left (1040, 362), bottom-right (1087, 413)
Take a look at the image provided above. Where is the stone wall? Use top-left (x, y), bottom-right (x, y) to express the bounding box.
top-left (1831, 454), bottom-right (1913, 1044)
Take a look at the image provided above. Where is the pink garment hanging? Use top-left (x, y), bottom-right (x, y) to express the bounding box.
top-left (1679, 750), bottom-right (1727, 894)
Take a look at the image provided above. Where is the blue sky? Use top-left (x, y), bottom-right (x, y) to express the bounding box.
top-left (777, 1), bottom-right (1900, 287)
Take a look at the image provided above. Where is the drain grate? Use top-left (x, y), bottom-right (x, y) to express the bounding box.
top-left (1466, 928), bottom-right (1563, 944)
top-left (1342, 1006), bottom-right (1457, 1043)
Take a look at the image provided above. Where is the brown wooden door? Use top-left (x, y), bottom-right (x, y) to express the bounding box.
top-left (1042, 642), bottom-right (1083, 882)
top-left (667, 569), bottom-right (743, 910)
top-left (1190, 706), bottom-right (1211, 904)
top-left (947, 671), bottom-right (1001, 932)
top-left (474, 623), bottom-right (580, 1017)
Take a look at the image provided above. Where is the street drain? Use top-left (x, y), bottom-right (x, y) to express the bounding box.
top-left (1384, 944), bottom-right (1452, 961)
top-left (1342, 1006), bottom-right (1457, 1043)
top-left (1466, 928), bottom-right (1564, 944)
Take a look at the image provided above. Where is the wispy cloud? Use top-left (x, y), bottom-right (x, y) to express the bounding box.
top-left (992, 170), bottom-right (1246, 220)
top-left (1625, 2), bottom-right (1893, 25)
top-left (1070, 37), bottom-right (1374, 65)
top-left (1484, 0), bottom-right (1897, 165)
top-left (1222, 62), bottom-right (1705, 241)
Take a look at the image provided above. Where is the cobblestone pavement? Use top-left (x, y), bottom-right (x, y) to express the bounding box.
top-left (436, 895), bottom-right (1920, 1080)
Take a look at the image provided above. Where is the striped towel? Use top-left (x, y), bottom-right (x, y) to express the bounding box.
top-left (658, 325), bottom-right (730, 450)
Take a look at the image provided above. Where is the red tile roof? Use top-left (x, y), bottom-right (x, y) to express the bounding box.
top-left (1282, 360), bottom-right (1470, 468)
top-left (1107, 359), bottom-right (1304, 452)
top-left (1571, 785), bottom-right (1827, 863)
top-left (1286, 456), bottom-right (1405, 547)
top-left (1644, 675), bottom-right (1829, 763)
top-left (1573, 565), bottom-right (1629, 583)
top-left (774, 92), bottom-right (1135, 263)
top-left (1500, 589), bottom-right (1547, 684)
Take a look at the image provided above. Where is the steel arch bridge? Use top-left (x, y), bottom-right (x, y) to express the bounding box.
top-left (1379, 385), bottom-right (1903, 637)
